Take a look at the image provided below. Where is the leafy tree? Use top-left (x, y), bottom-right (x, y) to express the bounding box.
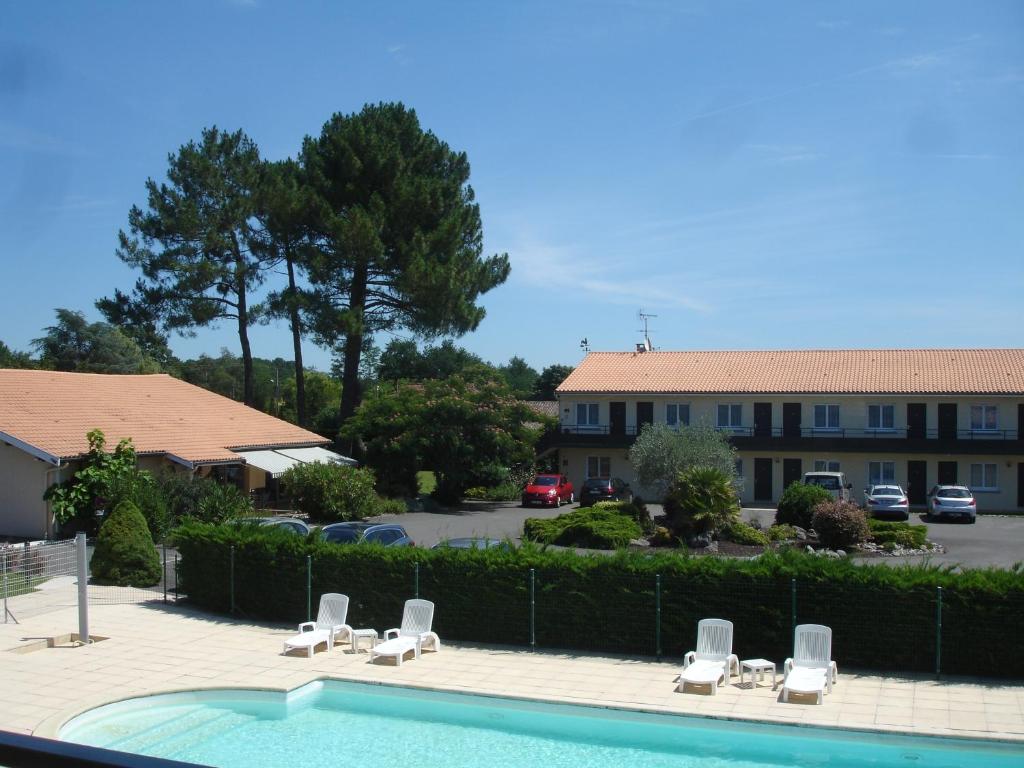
top-left (300, 103), bottom-right (510, 439)
top-left (343, 370), bottom-right (541, 504)
top-left (95, 281), bottom-right (178, 369)
top-left (114, 127), bottom-right (269, 405)
top-left (531, 364), bottom-right (574, 400)
top-left (280, 462), bottom-right (379, 523)
top-left (44, 429), bottom-right (147, 529)
top-left (0, 340), bottom-right (35, 368)
top-left (90, 500), bottom-right (162, 587)
top-left (33, 309), bottom-right (159, 374)
top-left (377, 338), bottom-right (487, 382)
top-left (663, 466), bottom-right (741, 541)
top-left (628, 423), bottom-right (739, 501)
top-left (498, 356), bottom-right (539, 399)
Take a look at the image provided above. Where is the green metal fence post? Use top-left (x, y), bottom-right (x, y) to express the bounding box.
top-left (414, 561), bottom-right (420, 599)
top-left (655, 573), bottom-right (662, 661)
top-left (790, 577), bottom-right (797, 636)
top-left (529, 568), bottom-right (536, 651)
top-left (306, 555), bottom-right (312, 623)
top-left (230, 546), bottom-right (236, 614)
top-left (935, 586), bottom-right (943, 679)
top-left (162, 544), bottom-right (168, 603)
top-left (174, 553), bottom-right (179, 603)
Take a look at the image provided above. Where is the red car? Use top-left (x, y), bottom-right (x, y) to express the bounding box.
top-left (521, 474), bottom-right (574, 507)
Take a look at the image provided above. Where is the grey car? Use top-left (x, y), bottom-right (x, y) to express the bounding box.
top-left (320, 522), bottom-right (413, 546)
top-left (236, 517), bottom-right (311, 535)
top-left (863, 485), bottom-right (910, 521)
top-left (927, 485), bottom-right (977, 523)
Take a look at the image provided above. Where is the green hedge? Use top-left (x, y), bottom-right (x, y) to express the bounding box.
top-left (173, 522), bottom-right (1024, 678)
top-left (523, 507), bottom-right (642, 549)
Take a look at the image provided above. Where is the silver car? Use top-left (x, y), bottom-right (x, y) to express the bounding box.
top-left (864, 485), bottom-right (910, 521)
top-left (927, 485), bottom-right (977, 523)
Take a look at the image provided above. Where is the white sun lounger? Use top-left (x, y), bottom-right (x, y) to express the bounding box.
top-left (677, 618), bottom-right (739, 695)
top-left (369, 599), bottom-right (440, 666)
top-left (283, 593), bottom-right (352, 658)
top-left (782, 624), bottom-right (838, 704)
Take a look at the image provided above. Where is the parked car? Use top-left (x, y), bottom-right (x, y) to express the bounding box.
top-left (431, 538), bottom-right (510, 550)
top-left (235, 517), bottom-right (311, 535)
top-left (863, 484), bottom-right (910, 520)
top-left (802, 471), bottom-right (853, 502)
top-left (927, 485), bottom-right (977, 523)
top-left (320, 522), bottom-right (413, 546)
top-left (521, 474), bottom-right (574, 507)
top-left (579, 477), bottom-right (632, 507)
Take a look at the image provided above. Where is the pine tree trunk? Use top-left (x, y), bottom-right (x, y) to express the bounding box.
top-left (285, 253), bottom-right (306, 425)
top-left (337, 259), bottom-right (368, 451)
top-left (235, 250), bottom-right (255, 407)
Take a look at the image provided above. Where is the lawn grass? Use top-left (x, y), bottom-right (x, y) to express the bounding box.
top-left (417, 471), bottom-right (437, 496)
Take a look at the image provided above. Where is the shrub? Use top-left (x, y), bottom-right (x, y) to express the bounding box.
top-left (768, 524), bottom-right (798, 542)
top-left (720, 520), bottom-right (770, 546)
top-left (775, 482), bottom-right (833, 529)
top-left (524, 508), bottom-right (642, 549)
top-left (592, 500), bottom-right (654, 534)
top-left (869, 519), bottom-right (928, 549)
top-left (155, 471), bottom-right (252, 527)
top-left (662, 466), bottom-right (740, 539)
top-left (373, 497), bottom-right (408, 516)
top-left (649, 526), bottom-right (676, 547)
top-left (281, 463), bottom-right (379, 523)
top-left (811, 500), bottom-right (870, 550)
top-left (463, 483), bottom-right (521, 502)
top-left (90, 500), bottom-right (162, 587)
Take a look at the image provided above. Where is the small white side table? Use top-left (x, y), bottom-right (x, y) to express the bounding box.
top-left (741, 658), bottom-right (776, 690)
top-left (351, 628), bottom-right (378, 653)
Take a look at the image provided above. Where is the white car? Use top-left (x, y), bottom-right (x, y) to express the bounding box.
top-left (927, 485), bottom-right (976, 523)
top-left (863, 485), bottom-right (910, 521)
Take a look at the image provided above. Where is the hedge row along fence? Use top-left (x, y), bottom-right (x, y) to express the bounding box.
top-left (174, 522), bottom-right (1024, 679)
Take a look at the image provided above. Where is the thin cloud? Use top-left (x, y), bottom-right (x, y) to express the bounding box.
top-left (817, 20), bottom-right (849, 31)
top-left (387, 44), bottom-right (405, 54)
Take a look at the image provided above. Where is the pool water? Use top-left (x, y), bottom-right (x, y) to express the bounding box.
top-left (60, 681), bottom-right (1023, 768)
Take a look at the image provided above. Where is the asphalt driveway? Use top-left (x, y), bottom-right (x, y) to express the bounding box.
top-left (373, 500), bottom-right (1024, 569)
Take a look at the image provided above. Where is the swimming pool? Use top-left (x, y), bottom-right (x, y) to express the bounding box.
top-left (60, 680), bottom-right (1023, 768)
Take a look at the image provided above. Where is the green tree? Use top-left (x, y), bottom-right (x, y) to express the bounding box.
top-left (95, 281), bottom-right (178, 369)
top-left (377, 338), bottom-right (487, 382)
top-left (531, 364), bottom-right (574, 400)
top-left (498, 356), bottom-right (539, 399)
top-left (114, 127), bottom-right (268, 405)
top-left (628, 423), bottom-right (739, 501)
top-left (300, 103), bottom-right (510, 441)
top-left (89, 500), bottom-right (162, 587)
top-left (663, 466), bottom-right (741, 541)
top-left (0, 340), bottom-right (35, 368)
top-left (280, 462), bottom-right (379, 523)
top-left (33, 309), bottom-right (160, 374)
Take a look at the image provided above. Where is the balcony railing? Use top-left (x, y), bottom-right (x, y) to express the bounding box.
top-left (556, 425), bottom-right (1020, 440)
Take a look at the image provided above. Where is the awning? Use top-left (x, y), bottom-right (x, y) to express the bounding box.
top-left (275, 446), bottom-right (358, 466)
top-left (235, 450), bottom-right (301, 478)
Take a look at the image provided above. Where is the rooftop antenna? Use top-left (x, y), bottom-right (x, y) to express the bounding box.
top-left (637, 310), bottom-right (657, 352)
top-left (579, 337), bottom-right (590, 353)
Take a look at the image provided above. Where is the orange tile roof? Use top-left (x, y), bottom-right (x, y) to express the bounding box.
top-left (556, 350), bottom-right (1024, 395)
top-left (0, 370), bottom-right (329, 464)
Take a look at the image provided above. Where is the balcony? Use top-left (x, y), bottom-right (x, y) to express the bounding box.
top-left (549, 424), bottom-right (1021, 454)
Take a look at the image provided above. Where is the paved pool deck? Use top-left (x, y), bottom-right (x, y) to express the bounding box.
top-left (1, 597), bottom-right (1022, 746)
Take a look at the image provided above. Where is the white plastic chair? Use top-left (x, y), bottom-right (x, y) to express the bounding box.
top-left (369, 598), bottom-right (441, 666)
top-left (282, 593), bottom-right (352, 658)
top-left (677, 618), bottom-right (739, 694)
top-left (782, 624), bottom-right (838, 704)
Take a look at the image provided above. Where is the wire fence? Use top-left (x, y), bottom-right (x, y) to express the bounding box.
top-left (197, 547), bottom-right (1024, 679)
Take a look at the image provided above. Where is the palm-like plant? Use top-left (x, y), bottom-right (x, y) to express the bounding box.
top-left (663, 466), bottom-right (741, 539)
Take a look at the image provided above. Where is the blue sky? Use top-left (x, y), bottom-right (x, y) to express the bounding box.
top-left (2, 1), bottom-right (1022, 373)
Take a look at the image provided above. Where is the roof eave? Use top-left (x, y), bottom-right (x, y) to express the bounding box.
top-left (0, 431), bottom-right (61, 466)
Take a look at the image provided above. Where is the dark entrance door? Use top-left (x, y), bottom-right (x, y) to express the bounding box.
top-left (783, 458), bottom-right (802, 489)
top-left (938, 404), bottom-right (957, 440)
top-left (907, 460), bottom-right (927, 505)
top-left (754, 458), bottom-right (773, 502)
top-left (609, 402), bottom-right (626, 436)
top-left (1019, 463), bottom-right (1024, 508)
top-left (938, 461), bottom-right (957, 485)
top-left (754, 403), bottom-right (773, 437)
top-left (782, 403), bottom-right (801, 438)
top-left (636, 402), bottom-right (654, 433)
top-left (907, 403), bottom-right (926, 439)
top-left (1018, 404), bottom-right (1024, 440)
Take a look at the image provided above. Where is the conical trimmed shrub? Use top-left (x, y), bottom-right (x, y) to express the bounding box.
top-left (90, 500), bottom-right (162, 587)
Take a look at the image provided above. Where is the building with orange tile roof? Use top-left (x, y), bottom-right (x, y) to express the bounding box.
top-left (0, 370), bottom-right (341, 538)
top-left (550, 349), bottom-right (1024, 512)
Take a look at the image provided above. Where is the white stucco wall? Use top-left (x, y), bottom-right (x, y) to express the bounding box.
top-left (0, 443), bottom-right (55, 539)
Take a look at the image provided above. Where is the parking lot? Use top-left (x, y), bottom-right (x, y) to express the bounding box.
top-left (372, 500), bottom-right (1024, 570)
